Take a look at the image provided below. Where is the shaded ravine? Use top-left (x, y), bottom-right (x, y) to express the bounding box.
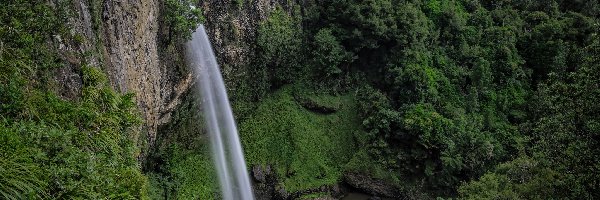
top-left (185, 25), bottom-right (254, 200)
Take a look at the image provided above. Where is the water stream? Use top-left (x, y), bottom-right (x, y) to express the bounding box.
top-left (185, 25), bottom-right (255, 200)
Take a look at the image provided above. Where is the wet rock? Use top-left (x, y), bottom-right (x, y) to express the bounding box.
top-left (251, 165), bottom-right (280, 200)
top-left (294, 95), bottom-right (338, 114)
top-left (343, 172), bottom-right (403, 199)
top-left (252, 165), bottom-right (273, 183)
top-left (274, 184), bottom-right (290, 200)
top-left (254, 181), bottom-right (276, 200)
top-left (306, 196), bottom-right (336, 200)
top-left (330, 184), bottom-right (346, 198)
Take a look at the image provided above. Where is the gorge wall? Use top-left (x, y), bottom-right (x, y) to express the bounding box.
top-left (54, 0), bottom-right (301, 156)
top-left (200, 0), bottom-right (289, 92)
top-left (53, 0), bottom-right (334, 198)
top-left (54, 0), bottom-right (194, 157)
top-left (41, 0), bottom-right (412, 198)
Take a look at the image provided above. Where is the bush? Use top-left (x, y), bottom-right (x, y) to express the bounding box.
top-left (163, 0), bottom-right (204, 42)
top-left (255, 7), bottom-right (304, 88)
top-left (312, 28), bottom-right (354, 80)
top-left (239, 85), bottom-right (361, 192)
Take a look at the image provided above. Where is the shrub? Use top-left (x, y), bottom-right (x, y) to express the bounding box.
top-left (163, 0), bottom-right (204, 42)
top-left (255, 7), bottom-right (304, 88)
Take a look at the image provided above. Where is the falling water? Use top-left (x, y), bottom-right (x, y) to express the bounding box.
top-left (185, 25), bottom-right (254, 200)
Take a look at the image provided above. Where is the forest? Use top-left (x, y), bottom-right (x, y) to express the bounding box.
top-left (1, 0), bottom-right (599, 199)
top-left (241, 0), bottom-right (599, 198)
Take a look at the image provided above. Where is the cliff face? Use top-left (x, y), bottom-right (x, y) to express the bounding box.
top-left (101, 0), bottom-right (163, 144)
top-left (55, 0), bottom-right (296, 159)
top-left (55, 0), bottom-right (192, 155)
top-left (200, 0), bottom-right (301, 100)
top-left (154, 0), bottom-right (303, 148)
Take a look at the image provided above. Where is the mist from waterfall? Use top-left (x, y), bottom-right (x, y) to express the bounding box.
top-left (185, 25), bottom-right (254, 200)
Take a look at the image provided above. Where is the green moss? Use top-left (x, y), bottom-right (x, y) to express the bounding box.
top-left (234, 0), bottom-right (244, 9)
top-left (298, 192), bottom-right (330, 199)
top-left (344, 149), bottom-right (401, 185)
top-left (240, 85), bottom-right (361, 192)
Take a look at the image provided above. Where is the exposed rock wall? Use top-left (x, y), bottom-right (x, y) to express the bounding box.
top-left (55, 0), bottom-right (192, 157)
top-left (100, 0), bottom-right (193, 148)
top-left (199, 0), bottom-right (301, 100)
top-left (101, 0), bottom-right (164, 146)
top-left (55, 0), bottom-right (299, 161)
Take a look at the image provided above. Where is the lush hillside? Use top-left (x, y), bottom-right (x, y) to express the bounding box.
top-left (239, 0), bottom-right (600, 198)
top-left (240, 85), bottom-right (362, 192)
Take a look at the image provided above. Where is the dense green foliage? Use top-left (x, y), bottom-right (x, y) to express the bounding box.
top-left (240, 85), bottom-right (361, 193)
top-left (162, 0), bottom-right (204, 42)
top-left (254, 7), bottom-right (305, 91)
top-left (247, 0), bottom-right (600, 198)
top-left (0, 0), bottom-right (148, 199)
top-left (147, 145), bottom-right (217, 199)
top-left (460, 38), bottom-right (600, 199)
top-left (2, 0), bottom-right (599, 198)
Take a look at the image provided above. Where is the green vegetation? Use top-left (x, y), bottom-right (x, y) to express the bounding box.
top-left (240, 85), bottom-right (361, 192)
top-left (147, 145), bottom-right (218, 199)
top-left (146, 1), bottom-right (212, 198)
top-left (0, 0), bottom-right (148, 199)
top-left (2, 0), bottom-right (599, 199)
top-left (162, 0), bottom-right (204, 42)
top-left (1, 65), bottom-right (148, 199)
top-left (146, 90), bottom-right (219, 199)
top-left (243, 0), bottom-right (600, 198)
top-left (255, 7), bottom-right (304, 91)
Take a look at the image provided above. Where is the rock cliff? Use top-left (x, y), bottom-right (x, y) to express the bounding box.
top-left (55, 0), bottom-right (192, 157)
top-left (55, 0), bottom-right (299, 156)
top-left (54, 2), bottom-right (349, 197)
top-left (200, 0), bottom-right (302, 101)
top-left (153, 0), bottom-right (304, 148)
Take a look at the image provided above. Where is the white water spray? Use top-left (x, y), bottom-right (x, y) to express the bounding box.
top-left (185, 25), bottom-right (254, 200)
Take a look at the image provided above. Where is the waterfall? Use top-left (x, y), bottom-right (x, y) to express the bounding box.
top-left (185, 25), bottom-right (255, 200)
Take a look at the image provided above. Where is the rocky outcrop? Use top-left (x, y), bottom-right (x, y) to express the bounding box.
top-left (53, 0), bottom-right (193, 159)
top-left (101, 0), bottom-right (161, 146)
top-left (252, 165), bottom-right (278, 200)
top-left (55, 0), bottom-right (304, 160)
top-left (343, 172), bottom-right (405, 199)
top-left (199, 0), bottom-right (303, 101)
top-left (251, 165), bottom-right (347, 200)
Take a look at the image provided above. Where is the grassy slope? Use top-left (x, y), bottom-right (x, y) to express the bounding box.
top-left (239, 85), bottom-right (362, 192)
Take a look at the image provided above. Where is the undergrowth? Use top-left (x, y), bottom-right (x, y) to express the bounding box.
top-left (147, 144), bottom-right (218, 199)
top-left (0, 1), bottom-right (148, 198)
top-left (146, 90), bottom-right (219, 199)
top-left (239, 85), bottom-right (363, 192)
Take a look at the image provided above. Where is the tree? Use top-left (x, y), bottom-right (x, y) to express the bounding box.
top-left (256, 7), bottom-right (304, 88)
top-left (312, 28), bottom-right (354, 82)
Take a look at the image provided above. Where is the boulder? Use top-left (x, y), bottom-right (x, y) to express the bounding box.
top-left (343, 172), bottom-right (404, 199)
